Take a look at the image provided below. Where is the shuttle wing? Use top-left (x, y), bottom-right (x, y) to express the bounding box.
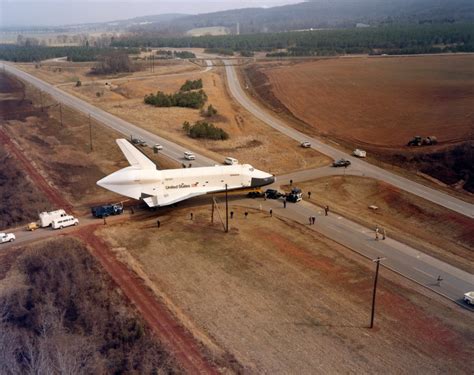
top-left (116, 139), bottom-right (156, 170)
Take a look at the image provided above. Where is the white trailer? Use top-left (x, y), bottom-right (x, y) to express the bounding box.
top-left (39, 209), bottom-right (67, 227)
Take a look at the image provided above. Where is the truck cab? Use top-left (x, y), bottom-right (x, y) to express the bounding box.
top-left (91, 203), bottom-right (124, 218)
top-left (286, 188), bottom-right (302, 203)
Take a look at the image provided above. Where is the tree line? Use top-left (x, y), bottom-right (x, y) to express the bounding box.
top-left (111, 23), bottom-right (474, 56)
top-left (0, 45), bottom-right (139, 62)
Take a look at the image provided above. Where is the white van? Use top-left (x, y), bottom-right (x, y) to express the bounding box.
top-left (224, 157), bottom-right (239, 165)
top-left (184, 151), bottom-right (196, 160)
top-left (51, 215), bottom-right (79, 230)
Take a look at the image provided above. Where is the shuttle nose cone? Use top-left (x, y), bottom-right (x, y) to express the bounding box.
top-left (250, 174), bottom-right (275, 188)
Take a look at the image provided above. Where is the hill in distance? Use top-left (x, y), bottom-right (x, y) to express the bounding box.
top-left (131, 0), bottom-right (474, 35)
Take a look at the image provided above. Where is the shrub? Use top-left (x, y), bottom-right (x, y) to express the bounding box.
top-left (184, 120), bottom-right (229, 140)
top-left (76, 80), bottom-right (82, 87)
top-left (180, 79), bottom-right (203, 92)
top-left (203, 104), bottom-right (218, 117)
top-left (145, 89), bottom-right (207, 109)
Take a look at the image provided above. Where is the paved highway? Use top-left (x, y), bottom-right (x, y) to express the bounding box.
top-left (2, 60), bottom-right (473, 308)
top-left (224, 60), bottom-right (474, 219)
top-left (235, 197), bottom-right (474, 309)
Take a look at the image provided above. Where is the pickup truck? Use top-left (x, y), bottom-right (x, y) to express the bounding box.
top-left (0, 233), bottom-right (15, 244)
top-left (464, 291), bottom-right (474, 305)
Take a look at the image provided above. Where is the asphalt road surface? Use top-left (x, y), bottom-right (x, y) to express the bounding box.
top-left (2, 60), bottom-right (473, 309)
top-left (223, 60), bottom-right (474, 219)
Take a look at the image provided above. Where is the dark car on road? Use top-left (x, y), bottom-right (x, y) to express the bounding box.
top-left (265, 189), bottom-right (284, 199)
top-left (332, 159), bottom-right (351, 167)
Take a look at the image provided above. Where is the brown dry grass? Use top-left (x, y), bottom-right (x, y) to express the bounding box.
top-left (98, 205), bottom-right (473, 374)
top-left (248, 55), bottom-right (474, 148)
top-left (61, 65), bottom-right (330, 174)
top-left (292, 176), bottom-right (474, 273)
top-left (17, 60), bottom-right (200, 86)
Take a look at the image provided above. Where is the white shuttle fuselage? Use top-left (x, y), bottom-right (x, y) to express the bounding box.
top-left (97, 139), bottom-right (275, 207)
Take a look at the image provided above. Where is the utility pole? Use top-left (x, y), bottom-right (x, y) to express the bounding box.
top-left (59, 103), bottom-right (63, 126)
top-left (225, 184), bottom-right (229, 233)
top-left (370, 257), bottom-right (385, 329)
top-left (89, 114), bottom-right (93, 152)
top-left (39, 90), bottom-right (44, 112)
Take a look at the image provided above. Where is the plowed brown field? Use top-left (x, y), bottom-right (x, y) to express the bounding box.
top-left (248, 55), bottom-right (474, 148)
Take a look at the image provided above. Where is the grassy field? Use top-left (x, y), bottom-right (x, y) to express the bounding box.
top-left (56, 63), bottom-right (330, 174)
top-left (98, 205), bottom-right (473, 374)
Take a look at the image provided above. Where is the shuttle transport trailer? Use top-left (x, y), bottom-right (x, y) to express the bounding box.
top-left (39, 209), bottom-right (67, 227)
top-left (97, 139), bottom-right (275, 207)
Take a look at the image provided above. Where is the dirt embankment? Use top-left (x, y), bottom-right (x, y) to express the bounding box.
top-left (243, 56), bottom-right (474, 193)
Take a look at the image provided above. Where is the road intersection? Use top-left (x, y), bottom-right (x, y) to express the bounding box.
top-left (2, 59), bottom-right (473, 308)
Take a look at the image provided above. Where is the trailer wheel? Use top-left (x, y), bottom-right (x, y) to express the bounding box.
top-left (60, 226), bottom-right (63, 229)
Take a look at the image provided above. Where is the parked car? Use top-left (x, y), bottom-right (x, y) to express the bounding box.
top-left (224, 157), bottom-right (239, 165)
top-left (352, 149), bottom-right (366, 158)
top-left (184, 151), bottom-right (196, 160)
top-left (265, 189), bottom-right (284, 199)
top-left (0, 232), bottom-right (15, 243)
top-left (300, 141), bottom-right (311, 148)
top-left (332, 159), bottom-right (351, 167)
top-left (153, 144), bottom-right (163, 151)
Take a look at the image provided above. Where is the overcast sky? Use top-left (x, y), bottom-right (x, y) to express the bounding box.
top-left (0, 0), bottom-right (304, 26)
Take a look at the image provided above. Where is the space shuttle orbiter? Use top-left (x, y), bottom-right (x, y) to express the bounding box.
top-left (97, 139), bottom-right (275, 207)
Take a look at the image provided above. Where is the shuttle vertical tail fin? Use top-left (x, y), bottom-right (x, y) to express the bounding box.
top-left (116, 139), bottom-right (156, 170)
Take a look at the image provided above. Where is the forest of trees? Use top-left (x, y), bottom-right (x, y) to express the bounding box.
top-left (156, 50), bottom-right (196, 59)
top-left (0, 45), bottom-right (139, 62)
top-left (0, 238), bottom-right (178, 374)
top-left (90, 51), bottom-right (136, 74)
top-left (112, 23), bottom-right (474, 56)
